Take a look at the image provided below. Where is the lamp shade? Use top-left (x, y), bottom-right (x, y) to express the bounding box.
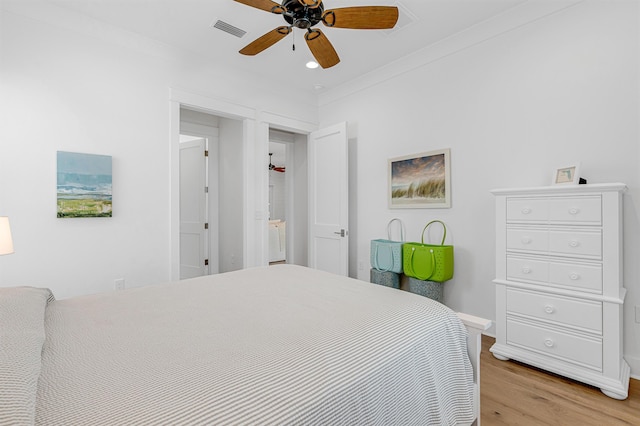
top-left (0, 217), bottom-right (14, 255)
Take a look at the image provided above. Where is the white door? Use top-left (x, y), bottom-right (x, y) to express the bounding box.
top-left (308, 122), bottom-right (349, 275)
top-left (180, 138), bottom-right (208, 279)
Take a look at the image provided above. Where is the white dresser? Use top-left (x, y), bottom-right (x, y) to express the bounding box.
top-left (490, 183), bottom-right (629, 399)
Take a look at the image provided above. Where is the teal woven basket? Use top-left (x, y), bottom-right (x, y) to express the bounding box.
top-left (370, 218), bottom-right (405, 274)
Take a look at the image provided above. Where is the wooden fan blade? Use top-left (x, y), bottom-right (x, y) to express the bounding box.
top-left (323, 6), bottom-right (399, 29)
top-left (305, 29), bottom-right (339, 69)
top-left (234, 0), bottom-right (286, 14)
top-left (297, 0), bottom-right (322, 9)
top-left (240, 26), bottom-right (291, 56)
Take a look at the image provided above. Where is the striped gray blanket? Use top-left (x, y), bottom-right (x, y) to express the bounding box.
top-left (1, 265), bottom-right (475, 425)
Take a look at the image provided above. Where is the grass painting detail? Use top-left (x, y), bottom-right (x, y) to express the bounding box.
top-left (57, 151), bottom-right (112, 218)
top-left (389, 149), bottom-right (451, 208)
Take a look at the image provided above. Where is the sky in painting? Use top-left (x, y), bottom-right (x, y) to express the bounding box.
top-left (57, 151), bottom-right (112, 199)
top-left (57, 151), bottom-right (112, 176)
top-left (391, 153), bottom-right (445, 187)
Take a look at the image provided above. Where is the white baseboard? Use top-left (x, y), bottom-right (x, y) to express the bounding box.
top-left (626, 355), bottom-right (640, 381)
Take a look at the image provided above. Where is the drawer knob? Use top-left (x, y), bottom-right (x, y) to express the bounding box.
top-left (544, 338), bottom-right (555, 348)
top-left (544, 305), bottom-right (556, 314)
top-left (522, 266), bottom-right (532, 274)
top-left (569, 273), bottom-right (580, 280)
top-left (569, 239), bottom-right (580, 248)
top-left (521, 207), bottom-right (532, 215)
top-left (521, 237), bottom-right (532, 245)
top-left (568, 207), bottom-right (580, 215)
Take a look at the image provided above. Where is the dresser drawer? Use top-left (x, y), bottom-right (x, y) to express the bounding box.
top-left (506, 288), bottom-right (602, 333)
top-left (506, 228), bottom-right (548, 253)
top-left (549, 261), bottom-right (602, 293)
top-left (507, 257), bottom-right (549, 283)
top-left (507, 198), bottom-right (548, 222)
top-left (549, 230), bottom-right (602, 259)
top-left (507, 319), bottom-right (602, 371)
top-left (507, 256), bottom-right (603, 293)
top-left (548, 196), bottom-right (601, 225)
top-left (507, 196), bottom-right (602, 225)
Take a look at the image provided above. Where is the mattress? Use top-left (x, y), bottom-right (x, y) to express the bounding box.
top-left (1, 265), bottom-right (475, 425)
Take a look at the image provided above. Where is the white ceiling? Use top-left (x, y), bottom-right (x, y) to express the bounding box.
top-left (41, 0), bottom-right (527, 92)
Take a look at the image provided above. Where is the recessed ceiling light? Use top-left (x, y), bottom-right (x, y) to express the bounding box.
top-left (306, 61), bottom-right (319, 69)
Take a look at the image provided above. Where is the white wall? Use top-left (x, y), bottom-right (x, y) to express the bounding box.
top-left (318, 1), bottom-right (640, 374)
top-left (0, 4), bottom-right (317, 298)
top-left (181, 109), bottom-right (220, 129)
top-left (218, 117), bottom-right (244, 272)
top-left (268, 170), bottom-right (286, 220)
top-left (291, 133), bottom-right (309, 267)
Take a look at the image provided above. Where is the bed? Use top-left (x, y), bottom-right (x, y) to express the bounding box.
top-left (1, 264), bottom-right (490, 425)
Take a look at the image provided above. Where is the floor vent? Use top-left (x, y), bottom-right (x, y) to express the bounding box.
top-left (212, 20), bottom-right (246, 38)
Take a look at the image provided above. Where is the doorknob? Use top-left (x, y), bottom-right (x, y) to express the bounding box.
top-left (334, 229), bottom-right (346, 237)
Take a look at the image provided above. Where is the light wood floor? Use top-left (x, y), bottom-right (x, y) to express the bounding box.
top-left (480, 335), bottom-right (640, 425)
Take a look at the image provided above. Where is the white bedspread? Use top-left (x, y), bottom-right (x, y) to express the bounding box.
top-left (3, 265), bottom-right (475, 425)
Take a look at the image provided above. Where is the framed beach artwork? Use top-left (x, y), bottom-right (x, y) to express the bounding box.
top-left (389, 148), bottom-right (451, 209)
top-left (57, 151), bottom-right (112, 218)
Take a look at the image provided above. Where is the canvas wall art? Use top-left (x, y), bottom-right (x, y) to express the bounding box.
top-left (57, 151), bottom-right (112, 218)
top-left (389, 149), bottom-right (451, 208)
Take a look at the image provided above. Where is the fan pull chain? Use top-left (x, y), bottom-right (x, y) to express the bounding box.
top-left (292, 28), bottom-right (296, 51)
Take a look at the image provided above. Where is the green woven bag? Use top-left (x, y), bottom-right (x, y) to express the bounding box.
top-left (402, 220), bottom-right (454, 283)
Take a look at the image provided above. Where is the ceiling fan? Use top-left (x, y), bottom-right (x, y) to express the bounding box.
top-left (234, 0), bottom-right (399, 69)
top-left (269, 153), bottom-right (285, 172)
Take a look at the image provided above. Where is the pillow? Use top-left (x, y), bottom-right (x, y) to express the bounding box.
top-left (0, 287), bottom-right (54, 425)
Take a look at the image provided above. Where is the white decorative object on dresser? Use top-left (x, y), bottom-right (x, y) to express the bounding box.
top-left (490, 183), bottom-right (629, 400)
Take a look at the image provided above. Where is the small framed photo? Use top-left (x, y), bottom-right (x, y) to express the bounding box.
top-left (389, 148), bottom-right (451, 208)
top-left (552, 163), bottom-right (581, 185)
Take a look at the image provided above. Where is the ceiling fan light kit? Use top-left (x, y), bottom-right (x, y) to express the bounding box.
top-left (235, 0), bottom-right (399, 69)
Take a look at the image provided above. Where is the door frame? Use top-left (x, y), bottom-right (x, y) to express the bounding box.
top-left (170, 90), bottom-right (318, 279)
top-left (170, 89), bottom-right (255, 280)
top-left (260, 112), bottom-right (318, 267)
top-left (268, 134), bottom-right (293, 264)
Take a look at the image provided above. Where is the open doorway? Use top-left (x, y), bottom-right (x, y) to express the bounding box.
top-left (265, 123), bottom-right (349, 274)
top-left (268, 141), bottom-right (287, 264)
top-left (179, 107), bottom-right (244, 278)
top-left (267, 128), bottom-right (309, 267)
